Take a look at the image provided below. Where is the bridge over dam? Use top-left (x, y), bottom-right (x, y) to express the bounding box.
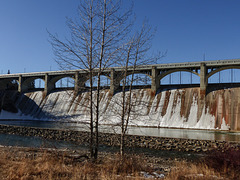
top-left (1, 58), bottom-right (240, 95)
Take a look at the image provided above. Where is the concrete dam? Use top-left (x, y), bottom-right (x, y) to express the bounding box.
top-left (1, 86), bottom-right (239, 131)
top-left (1, 58), bottom-right (240, 131)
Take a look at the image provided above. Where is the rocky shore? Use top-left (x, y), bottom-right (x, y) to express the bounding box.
top-left (0, 124), bottom-right (239, 153)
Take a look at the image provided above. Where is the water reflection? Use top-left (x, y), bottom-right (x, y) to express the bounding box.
top-left (0, 133), bottom-right (83, 149)
top-left (0, 120), bottom-right (239, 142)
top-left (126, 127), bottom-right (240, 141)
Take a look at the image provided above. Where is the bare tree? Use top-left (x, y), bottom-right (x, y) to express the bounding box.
top-left (49, 0), bottom-right (133, 159)
top-left (112, 21), bottom-right (162, 156)
top-left (49, 0), bottom-right (163, 159)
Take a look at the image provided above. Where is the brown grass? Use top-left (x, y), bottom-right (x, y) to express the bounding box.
top-left (0, 148), bottom-right (151, 180)
top-left (1, 146), bottom-right (239, 179)
top-left (204, 148), bottom-right (240, 179)
top-left (165, 161), bottom-right (223, 180)
top-left (166, 148), bottom-right (240, 180)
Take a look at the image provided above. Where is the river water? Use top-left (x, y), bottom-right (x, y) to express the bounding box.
top-left (0, 120), bottom-right (240, 143)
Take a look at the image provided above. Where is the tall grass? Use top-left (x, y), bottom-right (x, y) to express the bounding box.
top-left (165, 162), bottom-right (222, 180)
top-left (1, 146), bottom-right (240, 179)
top-left (166, 148), bottom-right (240, 180)
top-left (204, 148), bottom-right (240, 179)
top-left (0, 148), bottom-right (150, 180)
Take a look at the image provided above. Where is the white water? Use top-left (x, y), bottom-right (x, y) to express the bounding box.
top-left (0, 89), bottom-right (228, 130)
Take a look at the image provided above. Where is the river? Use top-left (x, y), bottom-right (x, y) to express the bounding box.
top-left (0, 120), bottom-right (239, 143)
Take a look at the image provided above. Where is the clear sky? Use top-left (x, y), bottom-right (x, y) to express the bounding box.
top-left (0, 0), bottom-right (240, 74)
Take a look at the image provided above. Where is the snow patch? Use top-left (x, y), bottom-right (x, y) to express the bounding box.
top-left (221, 118), bottom-right (230, 130)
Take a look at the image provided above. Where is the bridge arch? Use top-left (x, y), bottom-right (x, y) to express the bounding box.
top-left (119, 72), bottom-right (152, 86)
top-left (0, 79), bottom-right (18, 90)
top-left (49, 75), bottom-right (75, 86)
top-left (160, 71), bottom-right (200, 85)
top-left (207, 66), bottom-right (240, 79)
top-left (158, 69), bottom-right (200, 81)
top-left (20, 77), bottom-right (45, 92)
top-left (125, 71), bottom-right (152, 79)
top-left (34, 78), bottom-right (45, 88)
top-left (55, 77), bottom-right (75, 88)
top-left (85, 74), bottom-right (111, 87)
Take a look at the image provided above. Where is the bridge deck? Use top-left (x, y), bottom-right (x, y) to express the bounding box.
top-left (1, 58), bottom-right (240, 79)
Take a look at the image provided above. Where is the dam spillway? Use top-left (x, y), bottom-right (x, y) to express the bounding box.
top-left (2, 87), bottom-right (240, 131)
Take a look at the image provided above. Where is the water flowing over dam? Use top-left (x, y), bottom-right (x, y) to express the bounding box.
top-left (1, 87), bottom-right (240, 131)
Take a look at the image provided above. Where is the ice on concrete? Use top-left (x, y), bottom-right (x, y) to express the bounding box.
top-left (1, 89), bottom-right (229, 130)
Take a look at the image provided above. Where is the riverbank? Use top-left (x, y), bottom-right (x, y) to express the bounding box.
top-left (0, 146), bottom-right (169, 179)
top-left (0, 124), bottom-right (239, 153)
top-left (0, 124), bottom-right (240, 179)
top-left (1, 144), bottom-right (239, 179)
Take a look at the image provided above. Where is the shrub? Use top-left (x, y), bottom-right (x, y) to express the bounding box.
top-left (204, 148), bottom-right (240, 179)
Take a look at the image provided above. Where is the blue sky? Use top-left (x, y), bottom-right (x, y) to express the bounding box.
top-left (0, 0), bottom-right (240, 75)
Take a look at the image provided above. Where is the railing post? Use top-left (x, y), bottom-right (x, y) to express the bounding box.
top-left (151, 66), bottom-right (160, 92)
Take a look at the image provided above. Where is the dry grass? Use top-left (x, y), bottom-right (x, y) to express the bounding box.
top-left (165, 148), bottom-right (240, 180)
top-left (165, 162), bottom-right (223, 180)
top-left (204, 148), bottom-right (240, 179)
top-left (1, 146), bottom-right (239, 179)
top-left (0, 148), bottom-right (153, 180)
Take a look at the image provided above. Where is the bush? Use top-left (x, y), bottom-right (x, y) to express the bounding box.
top-left (165, 147), bottom-right (240, 180)
top-left (204, 148), bottom-right (240, 179)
